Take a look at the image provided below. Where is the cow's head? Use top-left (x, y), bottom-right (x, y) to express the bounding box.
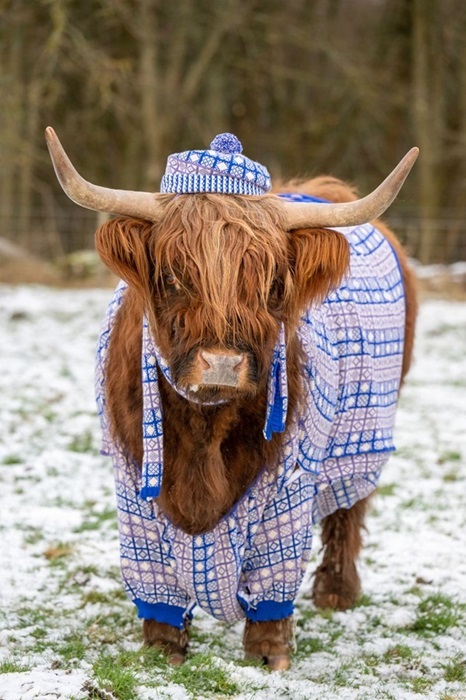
top-left (46, 127), bottom-right (418, 401)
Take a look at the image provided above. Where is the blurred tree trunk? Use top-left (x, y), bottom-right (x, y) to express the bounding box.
top-left (0, 22), bottom-right (22, 241)
top-left (444, 7), bottom-right (466, 262)
top-left (17, 82), bottom-right (41, 247)
top-left (456, 18), bottom-right (466, 258)
top-left (412, 0), bottom-right (442, 264)
top-left (138, 0), bottom-right (164, 189)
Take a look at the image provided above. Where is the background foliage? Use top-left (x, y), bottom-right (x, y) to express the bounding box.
top-left (1, 0), bottom-right (466, 263)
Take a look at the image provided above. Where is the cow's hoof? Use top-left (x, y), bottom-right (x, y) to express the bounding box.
top-left (142, 619), bottom-right (189, 665)
top-left (266, 654), bottom-right (291, 671)
top-left (243, 617), bottom-right (295, 671)
top-left (311, 560), bottom-right (361, 610)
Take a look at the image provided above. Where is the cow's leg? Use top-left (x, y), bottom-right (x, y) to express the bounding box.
top-left (312, 496), bottom-right (369, 610)
top-left (143, 619), bottom-right (190, 665)
top-left (243, 617), bottom-right (295, 671)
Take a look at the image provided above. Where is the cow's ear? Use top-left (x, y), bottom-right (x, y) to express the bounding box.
top-left (288, 227), bottom-right (350, 310)
top-left (95, 217), bottom-right (152, 292)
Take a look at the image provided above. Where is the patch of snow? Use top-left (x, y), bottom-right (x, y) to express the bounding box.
top-left (1, 286), bottom-right (466, 699)
top-left (0, 669), bottom-right (87, 699)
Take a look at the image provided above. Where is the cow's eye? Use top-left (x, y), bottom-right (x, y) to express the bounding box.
top-left (164, 273), bottom-right (181, 291)
top-left (268, 277), bottom-right (284, 309)
top-left (269, 278), bottom-right (282, 298)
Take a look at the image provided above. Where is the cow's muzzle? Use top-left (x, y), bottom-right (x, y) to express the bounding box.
top-left (198, 350), bottom-right (245, 387)
top-left (182, 348), bottom-right (255, 396)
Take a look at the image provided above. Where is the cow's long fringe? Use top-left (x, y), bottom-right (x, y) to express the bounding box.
top-left (150, 194), bottom-right (292, 351)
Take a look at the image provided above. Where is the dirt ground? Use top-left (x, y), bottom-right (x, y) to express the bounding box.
top-left (0, 256), bottom-right (117, 289)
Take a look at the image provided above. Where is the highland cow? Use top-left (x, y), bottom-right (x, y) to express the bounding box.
top-left (46, 127), bottom-right (418, 670)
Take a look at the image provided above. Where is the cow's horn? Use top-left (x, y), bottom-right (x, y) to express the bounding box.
top-left (281, 147), bottom-right (419, 230)
top-left (45, 127), bottom-right (165, 221)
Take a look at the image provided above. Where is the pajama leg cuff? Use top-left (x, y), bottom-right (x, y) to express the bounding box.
top-left (134, 600), bottom-right (192, 629)
top-left (242, 600), bottom-right (294, 622)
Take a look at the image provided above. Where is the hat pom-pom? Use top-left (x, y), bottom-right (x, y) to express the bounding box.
top-left (210, 133), bottom-right (243, 154)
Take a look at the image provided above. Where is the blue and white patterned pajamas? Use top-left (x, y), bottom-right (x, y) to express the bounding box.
top-left (95, 199), bottom-right (405, 629)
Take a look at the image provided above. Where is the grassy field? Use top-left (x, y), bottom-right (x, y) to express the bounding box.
top-left (0, 285), bottom-right (465, 700)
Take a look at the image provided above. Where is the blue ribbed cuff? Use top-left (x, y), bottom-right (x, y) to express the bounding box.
top-left (133, 600), bottom-right (191, 629)
top-left (241, 600), bottom-right (294, 622)
top-left (160, 172), bottom-right (269, 196)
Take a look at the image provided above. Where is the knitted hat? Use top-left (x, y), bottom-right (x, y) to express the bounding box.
top-left (160, 133), bottom-right (272, 196)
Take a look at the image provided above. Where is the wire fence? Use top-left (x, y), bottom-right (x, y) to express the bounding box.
top-left (0, 208), bottom-right (465, 265)
top-left (389, 214), bottom-right (466, 266)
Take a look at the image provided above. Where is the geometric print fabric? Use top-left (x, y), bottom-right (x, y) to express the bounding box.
top-left (95, 196), bottom-right (405, 623)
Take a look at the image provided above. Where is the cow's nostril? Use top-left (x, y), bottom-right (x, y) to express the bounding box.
top-left (199, 350), bottom-right (212, 370)
top-left (233, 354), bottom-right (245, 371)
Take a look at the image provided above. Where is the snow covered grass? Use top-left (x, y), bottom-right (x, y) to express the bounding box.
top-left (0, 285), bottom-right (466, 700)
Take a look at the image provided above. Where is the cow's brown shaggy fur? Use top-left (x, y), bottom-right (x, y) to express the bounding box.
top-left (95, 177), bottom-right (416, 667)
top-left (142, 619), bottom-right (190, 665)
top-left (312, 496), bottom-right (369, 610)
top-left (243, 617), bottom-right (295, 671)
